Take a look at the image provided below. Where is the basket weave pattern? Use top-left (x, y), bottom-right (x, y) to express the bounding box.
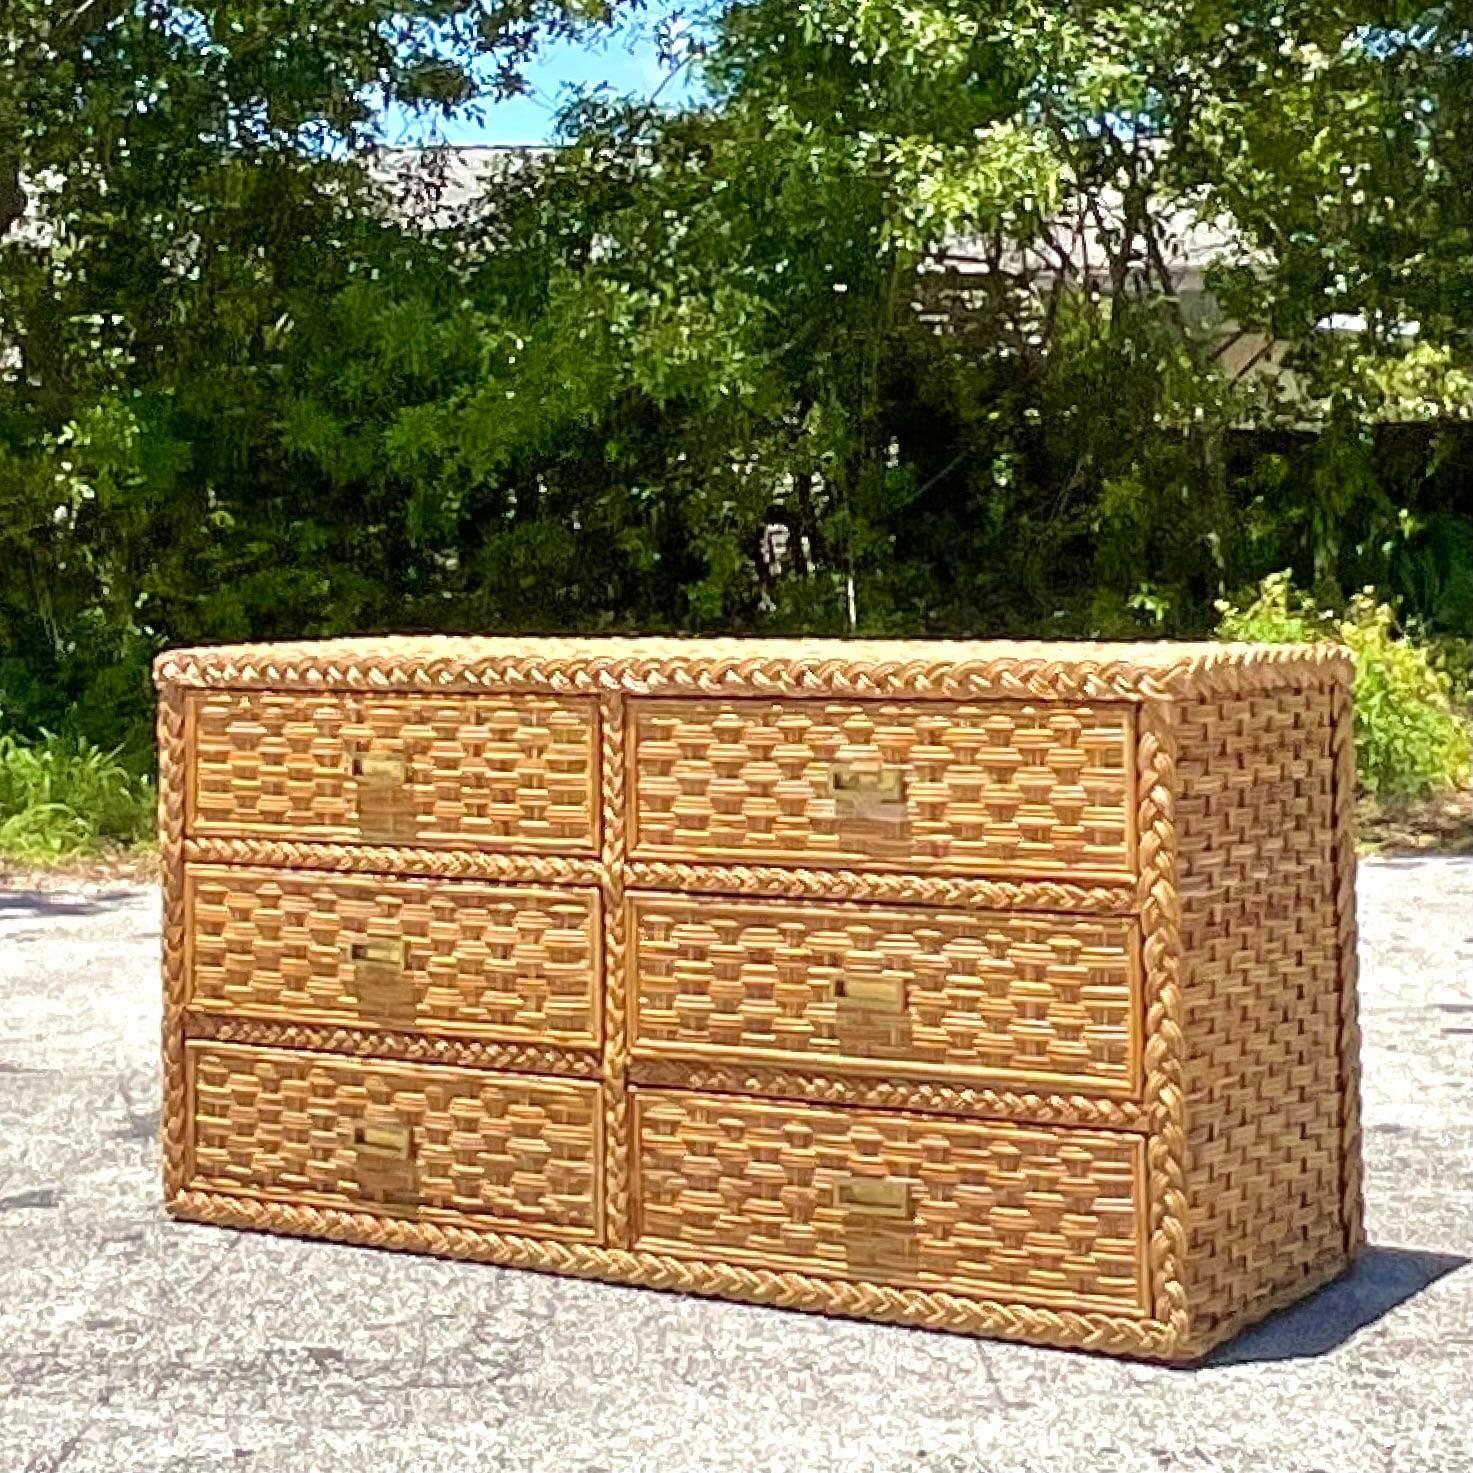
top-left (627, 894), bottom-right (1139, 1090)
top-left (632, 1090), bottom-right (1145, 1311)
top-left (630, 698), bottom-right (1134, 876)
top-left (1174, 687), bottom-right (1352, 1343)
top-left (188, 1043), bottom-right (602, 1236)
top-left (156, 636), bottom-right (1361, 1360)
top-left (191, 690), bottom-right (598, 850)
top-left (186, 865), bottom-right (601, 1046)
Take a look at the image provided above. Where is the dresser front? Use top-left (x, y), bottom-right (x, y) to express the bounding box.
top-left (159, 638), bottom-right (1359, 1361)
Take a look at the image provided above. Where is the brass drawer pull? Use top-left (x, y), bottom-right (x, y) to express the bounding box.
top-left (350, 936), bottom-right (414, 1022)
top-left (835, 973), bottom-right (911, 1054)
top-left (352, 936), bottom-right (407, 973)
top-left (353, 1120), bottom-right (413, 1160)
top-left (836, 974), bottom-right (907, 1013)
top-left (829, 764), bottom-right (908, 824)
top-left (352, 1118), bottom-right (418, 1209)
top-left (352, 751), bottom-right (407, 784)
top-left (351, 751), bottom-right (414, 839)
top-left (839, 1176), bottom-right (913, 1220)
top-left (829, 765), bottom-right (906, 797)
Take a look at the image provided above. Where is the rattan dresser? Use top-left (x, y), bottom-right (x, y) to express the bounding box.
top-left (155, 637), bottom-right (1362, 1360)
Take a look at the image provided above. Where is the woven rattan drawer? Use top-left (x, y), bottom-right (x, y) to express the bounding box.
top-left (188, 690), bottom-right (598, 852)
top-left (631, 1089), bottom-right (1146, 1312)
top-left (628, 698), bottom-right (1135, 880)
top-left (185, 1043), bottom-right (603, 1239)
top-left (628, 893), bottom-right (1140, 1094)
top-left (184, 866), bottom-right (601, 1048)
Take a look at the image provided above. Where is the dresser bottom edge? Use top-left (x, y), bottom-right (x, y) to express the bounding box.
top-left (165, 1188), bottom-right (1189, 1360)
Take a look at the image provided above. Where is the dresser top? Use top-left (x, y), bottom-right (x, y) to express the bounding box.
top-left (155, 635), bottom-right (1350, 701)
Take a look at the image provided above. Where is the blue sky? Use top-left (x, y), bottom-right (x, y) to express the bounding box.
top-left (383, 11), bottom-right (699, 147)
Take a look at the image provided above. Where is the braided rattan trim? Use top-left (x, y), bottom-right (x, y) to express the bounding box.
top-left (1135, 702), bottom-right (1190, 1344)
top-left (1331, 679), bottom-right (1365, 1255)
top-left (600, 694), bottom-right (631, 1247)
top-left (627, 1059), bottom-right (1149, 1130)
top-left (182, 837), bottom-right (605, 887)
top-left (168, 1191), bottom-right (1180, 1358)
top-left (159, 686), bottom-right (190, 1196)
top-left (624, 861), bottom-right (1137, 913)
top-left (183, 1013), bottom-right (601, 1076)
top-left (154, 637), bottom-right (1352, 703)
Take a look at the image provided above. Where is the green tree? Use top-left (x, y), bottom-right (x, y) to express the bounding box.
top-left (1, 0), bottom-right (1469, 765)
top-left (0, 0), bottom-right (629, 749)
top-left (411, 2), bottom-right (1471, 634)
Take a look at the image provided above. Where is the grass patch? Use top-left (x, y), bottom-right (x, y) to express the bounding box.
top-left (0, 732), bottom-right (155, 862)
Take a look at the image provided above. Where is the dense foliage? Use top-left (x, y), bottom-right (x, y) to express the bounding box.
top-left (1218, 573), bottom-right (1472, 800)
top-left (2, 1), bottom-right (1469, 783)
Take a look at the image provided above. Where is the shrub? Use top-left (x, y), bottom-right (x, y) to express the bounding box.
top-left (1217, 573), bottom-right (1473, 801)
top-left (0, 732), bottom-right (155, 860)
top-left (1434, 638), bottom-right (1472, 706)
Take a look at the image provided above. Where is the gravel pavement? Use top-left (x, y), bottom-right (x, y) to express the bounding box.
top-left (2, 858), bottom-right (1471, 1473)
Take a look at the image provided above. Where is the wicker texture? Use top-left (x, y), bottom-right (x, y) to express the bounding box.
top-left (190, 690), bottom-right (598, 852)
top-left (599, 693), bottom-right (633, 1247)
top-left (1135, 701), bottom-right (1190, 1346)
top-left (1331, 681), bottom-right (1366, 1254)
top-left (624, 859), bottom-right (1137, 913)
top-left (186, 1043), bottom-right (602, 1238)
top-left (1172, 686), bottom-right (1352, 1352)
top-left (632, 1090), bottom-right (1145, 1311)
top-left (156, 636), bottom-right (1361, 1362)
top-left (174, 1188), bottom-right (1183, 1354)
top-left (626, 1057), bottom-right (1150, 1129)
top-left (159, 685), bottom-right (190, 1197)
top-left (185, 865), bottom-right (600, 1046)
top-left (186, 1014), bottom-right (600, 1076)
top-left (185, 836), bottom-right (605, 886)
top-left (629, 699), bottom-right (1134, 878)
top-left (156, 634), bottom-right (1350, 701)
top-left (628, 894), bottom-right (1139, 1091)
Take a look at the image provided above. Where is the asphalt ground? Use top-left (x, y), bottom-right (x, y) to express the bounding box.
top-left (2, 857), bottom-right (1470, 1473)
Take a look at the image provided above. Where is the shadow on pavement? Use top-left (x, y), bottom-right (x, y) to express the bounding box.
top-left (1205, 1245), bottom-right (1468, 1366)
top-left (0, 887), bottom-right (144, 919)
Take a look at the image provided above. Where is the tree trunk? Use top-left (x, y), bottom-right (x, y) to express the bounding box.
top-left (0, 159), bottom-right (26, 240)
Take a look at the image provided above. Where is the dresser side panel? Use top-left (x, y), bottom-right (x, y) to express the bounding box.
top-left (1173, 675), bottom-right (1353, 1345)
